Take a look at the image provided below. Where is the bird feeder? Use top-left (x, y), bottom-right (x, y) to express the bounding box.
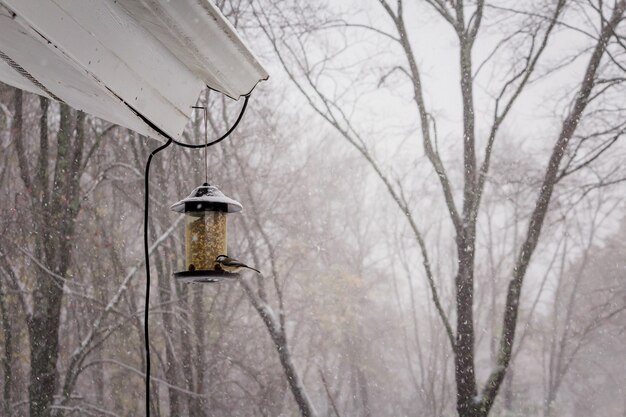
top-left (170, 183), bottom-right (242, 283)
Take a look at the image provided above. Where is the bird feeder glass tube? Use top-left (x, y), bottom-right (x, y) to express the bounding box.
top-left (185, 210), bottom-right (227, 271)
top-left (170, 183), bottom-right (242, 282)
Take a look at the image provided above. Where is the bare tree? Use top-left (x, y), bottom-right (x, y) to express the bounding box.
top-left (7, 92), bottom-right (90, 417)
top-left (252, 0), bottom-right (626, 415)
top-left (1, 1), bottom-right (625, 415)
top-left (229, 138), bottom-right (318, 417)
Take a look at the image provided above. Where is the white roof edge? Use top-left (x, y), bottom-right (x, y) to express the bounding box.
top-left (116, 0), bottom-right (269, 100)
top-left (0, 0), bottom-right (269, 142)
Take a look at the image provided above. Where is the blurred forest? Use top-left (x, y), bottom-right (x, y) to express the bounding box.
top-left (0, 1), bottom-right (625, 417)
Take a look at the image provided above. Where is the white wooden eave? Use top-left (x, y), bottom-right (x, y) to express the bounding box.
top-left (0, 0), bottom-right (269, 141)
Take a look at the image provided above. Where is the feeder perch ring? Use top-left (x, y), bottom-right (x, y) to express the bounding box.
top-left (174, 269), bottom-right (240, 283)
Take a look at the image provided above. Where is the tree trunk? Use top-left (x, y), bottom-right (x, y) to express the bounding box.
top-left (0, 277), bottom-right (12, 417)
top-left (240, 279), bottom-right (318, 417)
top-left (19, 101), bottom-right (86, 417)
top-left (151, 219), bottom-right (181, 417)
top-left (455, 248), bottom-right (478, 417)
top-left (503, 366), bottom-right (513, 412)
top-left (273, 331), bottom-right (317, 417)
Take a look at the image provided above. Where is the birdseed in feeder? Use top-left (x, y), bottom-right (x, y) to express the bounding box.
top-left (185, 211), bottom-right (227, 271)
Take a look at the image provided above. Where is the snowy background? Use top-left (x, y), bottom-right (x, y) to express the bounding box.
top-left (0, 1), bottom-right (625, 416)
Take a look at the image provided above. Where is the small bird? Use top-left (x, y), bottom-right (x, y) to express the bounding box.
top-left (215, 255), bottom-right (261, 274)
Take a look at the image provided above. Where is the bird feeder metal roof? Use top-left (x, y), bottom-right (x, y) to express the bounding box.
top-left (0, 0), bottom-right (269, 142)
top-left (170, 184), bottom-right (243, 214)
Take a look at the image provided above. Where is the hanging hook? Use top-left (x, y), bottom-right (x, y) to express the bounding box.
top-left (178, 94), bottom-right (249, 149)
top-left (191, 104), bottom-right (209, 183)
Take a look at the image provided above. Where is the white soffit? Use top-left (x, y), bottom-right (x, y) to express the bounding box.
top-left (0, 0), bottom-right (269, 141)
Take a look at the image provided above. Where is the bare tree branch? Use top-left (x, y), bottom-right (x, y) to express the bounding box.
top-left (480, 2), bottom-right (626, 412)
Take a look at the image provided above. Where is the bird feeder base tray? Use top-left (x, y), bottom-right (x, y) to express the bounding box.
top-left (174, 270), bottom-right (240, 283)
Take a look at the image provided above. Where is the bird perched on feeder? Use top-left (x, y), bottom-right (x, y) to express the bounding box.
top-left (215, 255), bottom-right (261, 274)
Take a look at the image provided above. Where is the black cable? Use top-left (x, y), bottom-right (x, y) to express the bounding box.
top-left (142, 93), bottom-right (250, 417)
top-left (143, 137), bottom-right (172, 417)
top-left (171, 95), bottom-right (249, 148)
